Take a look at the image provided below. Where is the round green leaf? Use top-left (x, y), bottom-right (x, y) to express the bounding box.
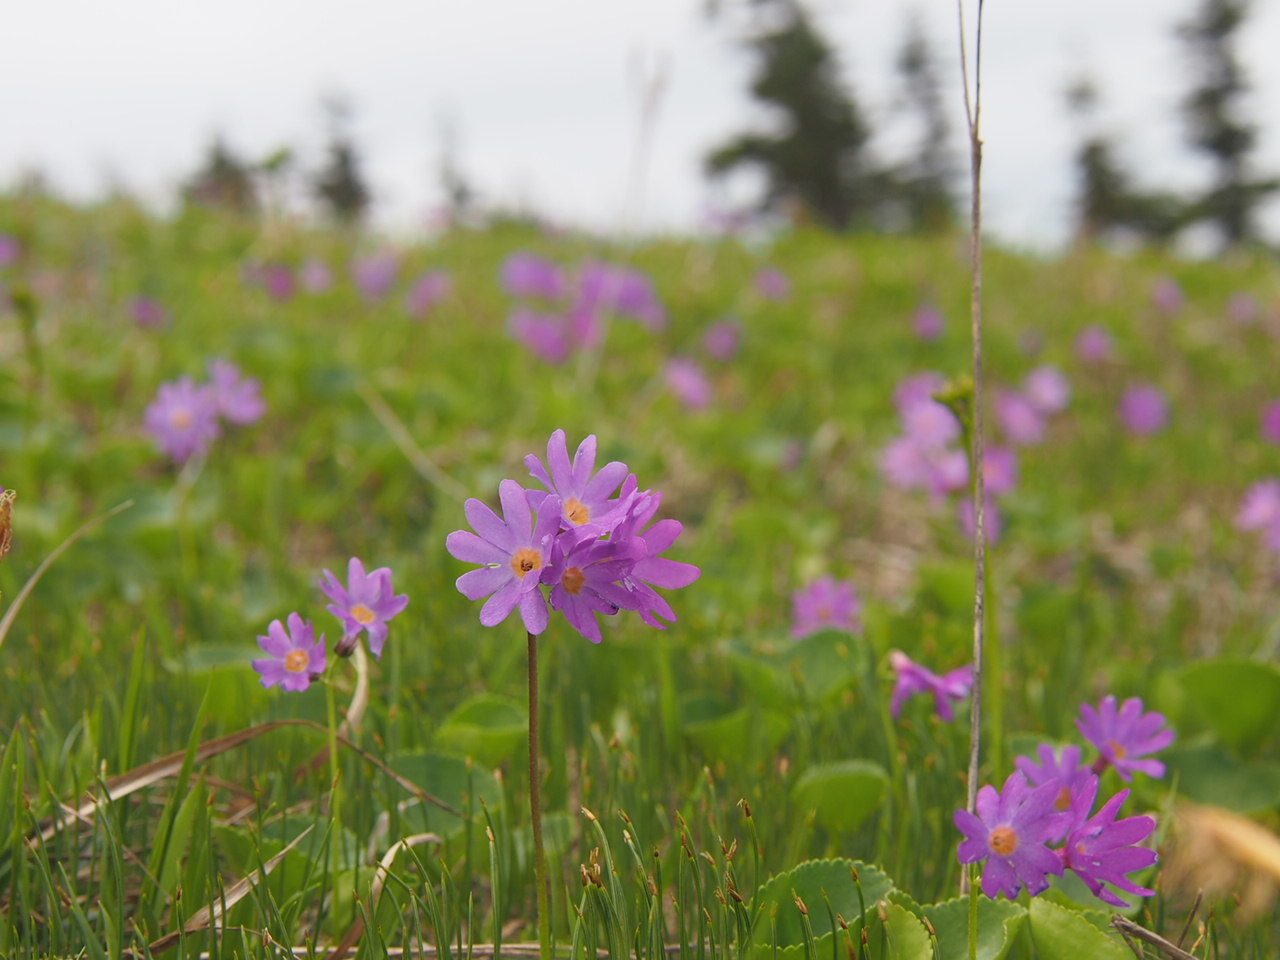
top-left (750, 858), bottom-right (894, 957)
top-left (922, 896), bottom-right (1026, 960)
top-left (1177, 660), bottom-right (1280, 756)
top-left (1029, 898), bottom-right (1129, 960)
top-left (435, 693), bottom-right (526, 766)
top-left (791, 760), bottom-right (888, 834)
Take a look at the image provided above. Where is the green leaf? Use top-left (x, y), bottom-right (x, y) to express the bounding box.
top-left (387, 750), bottom-right (503, 837)
top-left (791, 760), bottom-right (888, 834)
top-left (922, 896), bottom-right (1026, 960)
top-left (872, 901), bottom-right (932, 960)
top-left (1176, 660), bottom-right (1280, 756)
top-left (681, 695), bottom-right (788, 764)
top-left (1028, 898), bottom-right (1129, 960)
top-left (434, 694), bottom-right (526, 767)
top-left (1161, 740), bottom-right (1280, 813)
top-left (749, 858), bottom-right (894, 957)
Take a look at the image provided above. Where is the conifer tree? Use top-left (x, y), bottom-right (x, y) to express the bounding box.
top-left (313, 98), bottom-right (371, 226)
top-left (892, 16), bottom-right (955, 232)
top-left (183, 136), bottom-right (258, 215)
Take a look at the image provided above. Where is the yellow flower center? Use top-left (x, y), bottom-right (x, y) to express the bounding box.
top-left (511, 548), bottom-right (543, 579)
top-left (284, 649), bottom-right (310, 673)
top-left (170, 409), bottom-right (193, 429)
top-left (1055, 787), bottom-right (1072, 811)
top-left (1108, 741), bottom-right (1127, 760)
top-left (351, 604), bottom-right (375, 624)
top-left (565, 498), bottom-right (590, 525)
top-left (562, 567), bottom-right (586, 595)
top-left (988, 826), bottom-right (1019, 857)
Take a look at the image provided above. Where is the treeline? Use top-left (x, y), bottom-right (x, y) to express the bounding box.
top-left (706, 0), bottom-right (1278, 250)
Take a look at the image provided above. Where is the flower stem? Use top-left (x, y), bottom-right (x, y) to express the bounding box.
top-left (528, 630), bottom-right (552, 960)
top-left (324, 659), bottom-right (343, 905)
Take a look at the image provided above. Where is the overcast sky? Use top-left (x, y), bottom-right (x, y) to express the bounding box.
top-left (3, 0), bottom-right (1279, 251)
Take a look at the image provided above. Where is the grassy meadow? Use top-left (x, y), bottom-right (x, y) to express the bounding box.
top-left (0, 194), bottom-right (1278, 957)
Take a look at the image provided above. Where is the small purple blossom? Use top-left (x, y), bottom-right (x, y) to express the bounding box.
top-left (0, 233), bottom-right (21, 266)
top-left (352, 251), bottom-right (400, 301)
top-left (1152, 276), bottom-right (1184, 314)
top-left (754, 266), bottom-right (790, 301)
top-left (1238, 479), bottom-right (1280, 533)
top-left (959, 495), bottom-right (1004, 544)
top-left (984, 446), bottom-right (1019, 497)
top-left (893, 372), bottom-right (946, 416)
top-left (1077, 695), bottom-right (1175, 781)
top-left (525, 429), bottom-right (629, 530)
top-left (510, 308), bottom-right (573, 364)
top-left (404, 270), bottom-right (451, 318)
top-left (545, 531), bottom-right (645, 643)
top-left (300, 258), bottom-right (333, 293)
top-left (252, 613), bottom-right (326, 692)
top-left (1023, 366), bottom-right (1071, 415)
top-left (1059, 779), bottom-right (1158, 907)
top-left (954, 772), bottom-right (1068, 899)
top-left (1261, 402), bottom-right (1280, 445)
top-left (889, 651), bottom-right (974, 721)
top-left (260, 263), bottom-right (296, 302)
top-left (446, 479), bottom-right (563, 635)
top-left (791, 576), bottom-right (862, 638)
top-left (502, 252), bottom-right (566, 301)
top-left (995, 389), bottom-right (1048, 446)
top-left (130, 295), bottom-right (169, 329)
top-left (208, 359), bottom-right (266, 426)
top-left (143, 376), bottom-right (221, 464)
top-left (1075, 325), bottom-right (1114, 363)
top-left (704, 318), bottom-right (742, 361)
top-left (1119, 384), bottom-right (1169, 436)
top-left (578, 260), bottom-right (666, 329)
top-left (913, 304), bottom-right (944, 341)
top-left (1015, 744), bottom-right (1095, 830)
top-left (902, 398), bottom-right (961, 448)
top-left (665, 358), bottom-right (713, 411)
top-left (321, 557), bottom-right (409, 659)
top-left (880, 437), bottom-right (968, 498)
top-left (1229, 292), bottom-right (1259, 325)
top-left (611, 480), bottom-right (701, 628)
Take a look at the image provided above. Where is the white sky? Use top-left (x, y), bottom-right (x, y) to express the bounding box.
top-left (3, 0), bottom-right (1279, 251)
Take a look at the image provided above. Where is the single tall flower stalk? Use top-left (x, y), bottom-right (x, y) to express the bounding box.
top-left (527, 631), bottom-right (552, 960)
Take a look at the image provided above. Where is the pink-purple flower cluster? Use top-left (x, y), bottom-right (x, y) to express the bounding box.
top-left (956, 695), bottom-right (1171, 905)
top-left (1237, 479), bottom-right (1280, 553)
top-left (501, 253), bottom-right (666, 363)
top-left (889, 651), bottom-right (973, 721)
top-left (791, 576), bottom-right (862, 638)
top-left (446, 430), bottom-right (700, 643)
top-left (253, 557), bottom-right (409, 691)
top-left (143, 360), bottom-right (266, 464)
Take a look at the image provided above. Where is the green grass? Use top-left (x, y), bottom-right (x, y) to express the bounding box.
top-left (0, 194), bottom-right (1278, 957)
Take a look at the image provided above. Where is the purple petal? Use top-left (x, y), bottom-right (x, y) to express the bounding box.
top-left (570, 434), bottom-right (598, 490)
top-left (499, 479), bottom-right (533, 536)
top-left (465, 497), bottom-right (514, 550)
top-left (480, 579), bottom-right (524, 627)
top-left (458, 566), bottom-right (512, 601)
top-left (447, 530), bottom-right (510, 565)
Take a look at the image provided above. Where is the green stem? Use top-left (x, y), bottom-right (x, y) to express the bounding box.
top-left (986, 553), bottom-right (1003, 775)
top-left (528, 630), bottom-right (551, 960)
top-left (967, 864), bottom-right (978, 960)
top-left (325, 659), bottom-right (343, 905)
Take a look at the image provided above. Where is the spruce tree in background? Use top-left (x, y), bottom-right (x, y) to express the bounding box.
top-left (1178, 0), bottom-right (1277, 246)
top-left (892, 16), bottom-right (955, 232)
top-left (183, 136), bottom-right (258, 215)
top-left (1066, 79), bottom-right (1184, 245)
top-left (705, 1), bottom-right (877, 230)
top-left (313, 98), bottom-right (370, 226)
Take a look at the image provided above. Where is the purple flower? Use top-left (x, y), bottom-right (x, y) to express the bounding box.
top-left (902, 398), bottom-right (961, 448)
top-left (578, 260), bottom-right (666, 330)
top-left (665, 358), bottom-right (713, 411)
top-left (954, 772), bottom-right (1068, 899)
top-left (1023, 366), bottom-right (1071, 415)
top-left (545, 531), bottom-right (645, 643)
top-left (995, 389), bottom-right (1048, 446)
top-left (130, 295), bottom-right (169, 329)
top-left (525, 429), bottom-right (629, 530)
top-left (143, 376), bottom-right (221, 464)
top-left (300, 257), bottom-right (333, 293)
top-left (985, 446), bottom-right (1019, 497)
top-left (0, 233), bottom-right (21, 266)
top-left (510, 308), bottom-right (572, 363)
top-left (1075, 326), bottom-right (1113, 363)
top-left (1262, 402), bottom-right (1280, 445)
top-left (1229, 292), bottom-right (1259, 325)
top-left (404, 270), bottom-right (451, 318)
top-left (1059, 779), bottom-right (1158, 907)
top-left (913, 304), bottom-right (944, 341)
top-left (889, 651), bottom-right (974, 721)
top-left (261, 263), bottom-right (296, 302)
top-left (1077, 695), bottom-right (1175, 781)
top-left (880, 436), bottom-right (968, 498)
top-left (893, 372), bottom-right (946, 416)
top-left (208, 359), bottom-right (266, 426)
top-left (1119, 384), bottom-right (1169, 436)
top-left (1015, 744), bottom-right (1095, 826)
top-left (1152, 276), bottom-right (1184, 314)
top-left (320, 557), bottom-right (409, 659)
top-left (611, 480), bottom-right (701, 628)
top-left (791, 576), bottom-right (862, 638)
top-left (704, 318), bottom-right (742, 361)
top-left (446, 479), bottom-right (563, 635)
top-left (352, 251), bottom-right (400, 301)
top-left (754, 266), bottom-right (790, 301)
top-left (252, 613), bottom-right (326, 692)
top-left (1238, 480), bottom-right (1280, 538)
top-left (502, 252), bottom-right (566, 301)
